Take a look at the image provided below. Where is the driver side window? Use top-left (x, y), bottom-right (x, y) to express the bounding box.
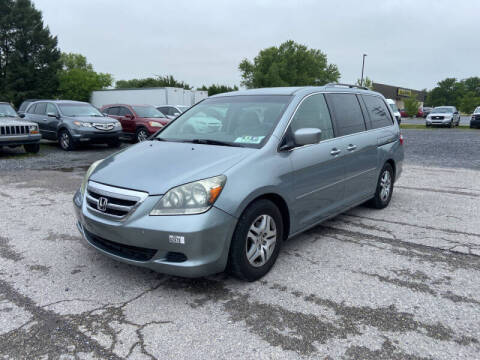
top-left (290, 94), bottom-right (334, 141)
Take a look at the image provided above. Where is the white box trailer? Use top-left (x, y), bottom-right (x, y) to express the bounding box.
top-left (90, 87), bottom-right (208, 108)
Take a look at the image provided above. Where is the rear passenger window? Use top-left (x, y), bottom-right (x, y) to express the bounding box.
top-left (34, 103), bottom-right (47, 115)
top-left (108, 107), bottom-right (120, 116)
top-left (326, 94), bottom-right (366, 136)
top-left (362, 95), bottom-right (393, 129)
top-left (46, 103), bottom-right (57, 115)
top-left (290, 94), bottom-right (334, 141)
top-left (118, 107), bottom-right (132, 116)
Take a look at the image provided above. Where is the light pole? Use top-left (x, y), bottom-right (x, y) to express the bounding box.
top-left (360, 54), bottom-right (367, 87)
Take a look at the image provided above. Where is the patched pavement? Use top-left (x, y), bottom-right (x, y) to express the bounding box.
top-left (1, 136), bottom-right (480, 359)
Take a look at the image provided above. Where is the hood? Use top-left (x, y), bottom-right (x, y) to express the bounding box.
top-left (0, 116), bottom-right (36, 126)
top-left (429, 112), bottom-right (453, 117)
top-left (90, 140), bottom-right (254, 194)
top-left (64, 116), bottom-right (118, 123)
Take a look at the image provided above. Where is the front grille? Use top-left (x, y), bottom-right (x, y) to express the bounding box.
top-left (0, 125), bottom-right (29, 136)
top-left (432, 116), bottom-right (444, 120)
top-left (93, 123), bottom-right (114, 131)
top-left (85, 229), bottom-right (157, 261)
top-left (86, 181), bottom-right (148, 220)
top-left (165, 252), bottom-right (188, 263)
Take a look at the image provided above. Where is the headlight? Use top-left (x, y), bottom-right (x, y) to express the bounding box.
top-left (80, 159), bottom-right (103, 196)
top-left (29, 125), bottom-right (39, 134)
top-left (73, 121), bottom-right (93, 127)
top-left (150, 175), bottom-right (226, 215)
top-left (148, 121), bottom-right (163, 128)
top-left (113, 122), bottom-right (121, 127)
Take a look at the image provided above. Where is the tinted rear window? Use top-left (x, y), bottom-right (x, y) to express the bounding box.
top-left (326, 93), bottom-right (366, 136)
top-left (362, 95), bottom-right (393, 129)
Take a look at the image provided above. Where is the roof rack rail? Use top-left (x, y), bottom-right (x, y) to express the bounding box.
top-left (325, 83), bottom-right (369, 90)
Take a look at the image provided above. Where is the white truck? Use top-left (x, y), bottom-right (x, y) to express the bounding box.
top-left (90, 87), bottom-right (208, 109)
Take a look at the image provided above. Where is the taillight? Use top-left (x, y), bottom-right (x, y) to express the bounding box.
top-left (399, 134), bottom-right (404, 145)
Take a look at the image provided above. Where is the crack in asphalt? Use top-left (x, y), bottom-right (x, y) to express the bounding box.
top-left (0, 236), bottom-right (23, 262)
top-left (0, 276), bottom-right (165, 359)
top-left (396, 185), bottom-right (480, 198)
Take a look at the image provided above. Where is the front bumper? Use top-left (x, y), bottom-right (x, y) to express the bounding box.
top-left (73, 190), bottom-right (237, 277)
top-left (0, 133), bottom-right (41, 146)
top-left (470, 119), bottom-right (480, 128)
top-left (426, 118), bottom-right (452, 126)
top-left (70, 128), bottom-right (122, 143)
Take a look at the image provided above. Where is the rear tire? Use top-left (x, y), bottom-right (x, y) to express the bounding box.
top-left (368, 163), bottom-right (394, 209)
top-left (58, 130), bottom-right (76, 151)
top-left (24, 143), bottom-right (40, 153)
top-left (228, 199), bottom-right (283, 281)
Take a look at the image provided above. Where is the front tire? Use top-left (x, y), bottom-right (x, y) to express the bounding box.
top-left (368, 163), bottom-right (394, 209)
top-left (228, 199), bottom-right (283, 281)
top-left (24, 143), bottom-right (40, 153)
top-left (58, 130), bottom-right (76, 151)
top-left (135, 127), bottom-right (149, 143)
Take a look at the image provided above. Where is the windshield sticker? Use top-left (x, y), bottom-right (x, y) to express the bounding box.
top-left (234, 136), bottom-right (265, 144)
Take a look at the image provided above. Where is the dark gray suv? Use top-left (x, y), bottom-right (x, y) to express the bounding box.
top-left (74, 85), bottom-right (404, 281)
top-left (25, 100), bottom-right (122, 150)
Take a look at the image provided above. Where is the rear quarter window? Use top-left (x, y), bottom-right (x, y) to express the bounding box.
top-left (325, 93), bottom-right (366, 137)
top-left (361, 95), bottom-right (394, 129)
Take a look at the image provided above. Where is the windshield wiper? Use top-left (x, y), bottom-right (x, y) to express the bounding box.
top-left (187, 139), bottom-right (245, 147)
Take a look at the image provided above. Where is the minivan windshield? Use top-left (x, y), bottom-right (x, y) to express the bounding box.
top-left (132, 105), bottom-right (166, 118)
top-left (474, 107), bottom-right (480, 114)
top-left (433, 107), bottom-right (454, 113)
top-left (59, 103), bottom-right (104, 117)
top-left (0, 103), bottom-right (18, 117)
top-left (156, 95), bottom-right (292, 148)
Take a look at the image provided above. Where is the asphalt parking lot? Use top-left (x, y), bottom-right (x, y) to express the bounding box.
top-left (402, 115), bottom-right (472, 126)
top-left (1, 129), bottom-right (480, 359)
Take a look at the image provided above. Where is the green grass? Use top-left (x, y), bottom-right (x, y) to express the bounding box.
top-left (400, 124), bottom-right (475, 130)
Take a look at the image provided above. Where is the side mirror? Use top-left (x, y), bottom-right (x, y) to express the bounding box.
top-left (125, 114), bottom-right (133, 119)
top-left (174, 112), bottom-right (180, 116)
top-left (47, 112), bottom-right (57, 117)
top-left (294, 128), bottom-right (322, 146)
top-left (19, 113), bottom-right (25, 118)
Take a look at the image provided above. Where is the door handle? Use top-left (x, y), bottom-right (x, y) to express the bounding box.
top-left (330, 148), bottom-right (341, 156)
top-left (346, 144), bottom-right (357, 151)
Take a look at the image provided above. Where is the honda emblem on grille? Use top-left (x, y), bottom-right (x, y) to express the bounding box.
top-left (97, 197), bottom-right (108, 212)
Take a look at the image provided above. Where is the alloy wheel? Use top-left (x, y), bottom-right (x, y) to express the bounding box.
top-left (245, 215), bottom-right (277, 267)
top-left (137, 129), bottom-right (148, 142)
top-left (60, 132), bottom-right (70, 149)
top-left (379, 170), bottom-right (392, 202)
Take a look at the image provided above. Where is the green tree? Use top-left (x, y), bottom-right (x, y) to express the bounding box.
top-left (356, 77), bottom-right (374, 90)
top-left (115, 75), bottom-right (191, 90)
top-left (404, 93), bottom-right (420, 117)
top-left (0, 0), bottom-right (61, 106)
top-left (426, 78), bottom-right (465, 108)
top-left (238, 40), bottom-right (340, 88)
top-left (459, 92), bottom-right (480, 114)
top-left (57, 53), bottom-right (113, 102)
top-left (197, 84), bottom-right (238, 96)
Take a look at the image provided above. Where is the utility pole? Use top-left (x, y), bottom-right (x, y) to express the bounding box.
top-left (360, 54), bottom-right (367, 87)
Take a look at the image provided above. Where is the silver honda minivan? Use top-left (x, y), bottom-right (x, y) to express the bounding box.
top-left (73, 85), bottom-right (404, 281)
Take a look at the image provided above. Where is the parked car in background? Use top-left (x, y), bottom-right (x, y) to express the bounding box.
top-left (25, 100), bottom-right (122, 151)
top-left (74, 85), bottom-right (404, 281)
top-left (425, 106), bottom-right (460, 127)
top-left (0, 102), bottom-right (41, 153)
top-left (422, 106), bottom-right (433, 118)
top-left (416, 108), bottom-right (424, 118)
top-left (386, 99), bottom-right (401, 124)
top-left (399, 109), bottom-right (408, 118)
top-left (101, 104), bottom-right (170, 142)
top-left (470, 106), bottom-right (480, 129)
top-left (17, 99), bottom-right (44, 117)
top-left (156, 105), bottom-right (190, 120)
